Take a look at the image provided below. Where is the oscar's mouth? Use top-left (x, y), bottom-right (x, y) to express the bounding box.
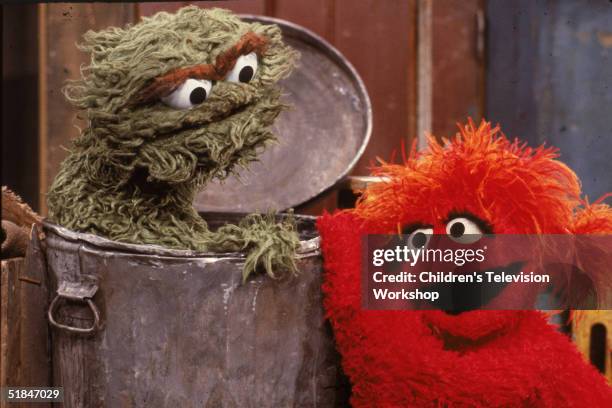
top-left (422, 261), bottom-right (524, 315)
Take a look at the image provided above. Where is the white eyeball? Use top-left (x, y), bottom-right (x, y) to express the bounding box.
top-left (161, 78), bottom-right (213, 110)
top-left (446, 217), bottom-right (483, 244)
top-left (226, 52), bottom-right (258, 83)
top-left (406, 227), bottom-right (433, 249)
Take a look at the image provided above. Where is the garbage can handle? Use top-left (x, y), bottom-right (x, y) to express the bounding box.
top-left (48, 295), bottom-right (100, 334)
top-left (48, 278), bottom-right (100, 334)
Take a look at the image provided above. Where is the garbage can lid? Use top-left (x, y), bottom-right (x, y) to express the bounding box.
top-left (194, 15), bottom-right (372, 213)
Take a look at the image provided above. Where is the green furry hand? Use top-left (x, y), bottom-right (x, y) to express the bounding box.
top-left (213, 213), bottom-right (300, 281)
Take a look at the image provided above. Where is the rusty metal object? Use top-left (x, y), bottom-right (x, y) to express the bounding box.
top-left (1, 221), bottom-right (30, 260)
top-left (195, 15), bottom-right (372, 213)
top-left (1, 187), bottom-right (42, 231)
top-left (1, 187), bottom-right (42, 259)
top-left (43, 214), bottom-right (348, 407)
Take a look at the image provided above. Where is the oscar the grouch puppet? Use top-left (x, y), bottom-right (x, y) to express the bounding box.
top-left (318, 120), bottom-right (612, 406)
top-left (47, 7), bottom-right (300, 278)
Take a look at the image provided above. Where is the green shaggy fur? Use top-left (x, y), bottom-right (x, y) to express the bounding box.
top-left (47, 7), bottom-right (300, 279)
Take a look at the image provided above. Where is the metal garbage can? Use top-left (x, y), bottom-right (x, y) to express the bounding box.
top-left (41, 14), bottom-right (371, 408)
top-left (44, 214), bottom-right (347, 407)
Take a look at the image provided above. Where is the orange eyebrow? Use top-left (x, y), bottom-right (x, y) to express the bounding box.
top-left (131, 31), bottom-right (268, 105)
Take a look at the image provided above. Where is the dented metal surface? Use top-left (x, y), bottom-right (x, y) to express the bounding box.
top-left (195, 15), bottom-right (372, 213)
top-left (43, 214), bottom-right (347, 407)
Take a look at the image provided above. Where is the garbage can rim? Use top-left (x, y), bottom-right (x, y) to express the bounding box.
top-left (42, 213), bottom-right (320, 259)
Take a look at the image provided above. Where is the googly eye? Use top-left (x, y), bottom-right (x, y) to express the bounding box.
top-left (446, 217), bottom-right (483, 244)
top-left (226, 52), bottom-right (258, 83)
top-left (161, 78), bottom-right (213, 109)
top-left (406, 227), bottom-right (433, 249)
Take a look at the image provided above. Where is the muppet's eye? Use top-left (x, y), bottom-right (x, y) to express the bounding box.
top-left (405, 227), bottom-right (433, 249)
top-left (446, 217), bottom-right (483, 244)
top-left (161, 78), bottom-right (213, 109)
top-left (226, 52), bottom-right (258, 83)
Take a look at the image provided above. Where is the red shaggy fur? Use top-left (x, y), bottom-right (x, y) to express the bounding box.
top-left (317, 119), bottom-right (612, 407)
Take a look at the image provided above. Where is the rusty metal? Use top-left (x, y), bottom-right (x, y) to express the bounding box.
top-left (48, 278), bottom-right (100, 335)
top-left (43, 213), bottom-right (348, 407)
top-left (17, 276), bottom-right (41, 285)
top-left (195, 15), bottom-right (372, 213)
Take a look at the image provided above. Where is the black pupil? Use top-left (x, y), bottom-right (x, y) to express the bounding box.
top-left (189, 87), bottom-right (207, 105)
top-left (239, 66), bottom-right (254, 83)
top-left (412, 232), bottom-right (427, 248)
top-left (450, 222), bottom-right (465, 238)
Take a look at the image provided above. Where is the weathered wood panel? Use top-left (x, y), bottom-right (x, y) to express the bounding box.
top-left (137, 1), bottom-right (184, 16)
top-left (334, 0), bottom-right (418, 173)
top-left (138, 1), bottom-right (266, 18)
top-left (0, 259), bottom-right (21, 399)
top-left (486, 0), bottom-right (540, 143)
top-left (487, 0), bottom-right (612, 199)
top-left (274, 0), bottom-right (333, 41)
top-left (192, 0), bottom-right (267, 15)
top-left (432, 0), bottom-right (485, 137)
top-left (2, 4), bottom-right (40, 211)
top-left (0, 231), bottom-right (50, 408)
top-left (38, 3), bottom-right (135, 216)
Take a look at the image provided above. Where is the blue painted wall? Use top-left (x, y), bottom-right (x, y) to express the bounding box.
top-left (487, 0), bottom-right (612, 200)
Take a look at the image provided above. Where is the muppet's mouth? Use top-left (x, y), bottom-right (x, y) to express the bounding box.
top-left (423, 261), bottom-right (525, 315)
top-left (185, 103), bottom-right (254, 137)
top-left (151, 98), bottom-right (258, 145)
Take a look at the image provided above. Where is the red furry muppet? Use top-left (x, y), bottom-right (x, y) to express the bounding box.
top-left (317, 120), bottom-right (612, 407)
